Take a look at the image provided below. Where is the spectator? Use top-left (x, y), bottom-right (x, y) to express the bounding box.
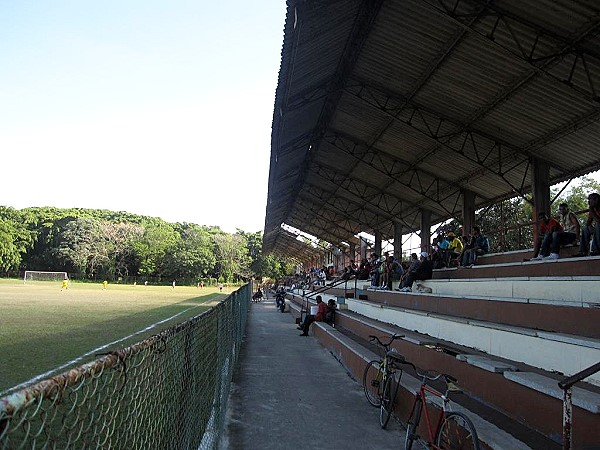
top-left (358, 258), bottom-right (371, 280)
top-left (298, 295), bottom-right (327, 336)
top-left (461, 226), bottom-right (490, 266)
top-left (324, 299), bottom-right (337, 326)
top-left (398, 252), bottom-right (432, 292)
top-left (387, 255), bottom-right (404, 290)
top-left (343, 259), bottom-right (358, 280)
top-left (399, 253), bottom-right (420, 289)
top-left (544, 203), bottom-right (581, 260)
top-left (318, 268), bottom-right (326, 286)
top-left (435, 234), bottom-right (451, 269)
top-left (576, 192), bottom-right (600, 257)
top-left (447, 232), bottom-right (464, 266)
top-left (369, 253), bottom-right (381, 287)
top-left (531, 212), bottom-right (563, 260)
top-left (378, 253), bottom-right (394, 290)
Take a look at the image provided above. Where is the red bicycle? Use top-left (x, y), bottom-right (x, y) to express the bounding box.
top-left (404, 368), bottom-right (480, 450)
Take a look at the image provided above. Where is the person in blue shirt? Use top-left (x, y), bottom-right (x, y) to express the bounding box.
top-left (461, 227), bottom-right (490, 266)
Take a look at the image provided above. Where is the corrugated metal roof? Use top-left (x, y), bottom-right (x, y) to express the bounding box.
top-left (264, 0), bottom-right (600, 257)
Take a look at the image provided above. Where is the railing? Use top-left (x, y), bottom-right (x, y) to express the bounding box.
top-left (299, 276), bottom-right (356, 322)
top-left (0, 285), bottom-right (250, 450)
top-left (558, 361), bottom-right (600, 450)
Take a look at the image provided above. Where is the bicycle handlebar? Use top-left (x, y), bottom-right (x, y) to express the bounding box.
top-left (368, 333), bottom-right (403, 349)
top-left (415, 369), bottom-right (460, 391)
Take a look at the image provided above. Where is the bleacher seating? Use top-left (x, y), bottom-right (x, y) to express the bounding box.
top-left (283, 251), bottom-right (600, 449)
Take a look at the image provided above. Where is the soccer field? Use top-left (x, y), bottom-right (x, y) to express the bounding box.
top-left (0, 279), bottom-right (230, 395)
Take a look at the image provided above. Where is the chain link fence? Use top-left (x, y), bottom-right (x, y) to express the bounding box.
top-left (0, 284), bottom-right (250, 450)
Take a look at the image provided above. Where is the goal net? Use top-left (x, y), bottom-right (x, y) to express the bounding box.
top-left (24, 271), bottom-right (68, 283)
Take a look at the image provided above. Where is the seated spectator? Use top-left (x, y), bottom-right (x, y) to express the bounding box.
top-left (298, 296), bottom-right (327, 336)
top-left (576, 192), bottom-right (600, 257)
top-left (398, 252), bottom-right (432, 292)
top-left (447, 232), bottom-right (464, 266)
top-left (531, 212), bottom-right (563, 260)
top-left (431, 236), bottom-right (447, 269)
top-left (358, 258), bottom-right (371, 280)
top-left (544, 202), bottom-right (581, 260)
top-left (461, 226), bottom-right (490, 266)
top-left (398, 253), bottom-right (420, 289)
top-left (369, 253), bottom-right (382, 287)
top-left (324, 299), bottom-right (337, 326)
top-left (343, 259), bottom-right (358, 280)
top-left (388, 256), bottom-right (404, 290)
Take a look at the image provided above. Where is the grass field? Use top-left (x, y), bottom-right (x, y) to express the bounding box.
top-left (0, 279), bottom-right (232, 395)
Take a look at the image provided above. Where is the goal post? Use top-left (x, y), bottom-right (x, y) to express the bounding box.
top-left (23, 271), bottom-right (69, 283)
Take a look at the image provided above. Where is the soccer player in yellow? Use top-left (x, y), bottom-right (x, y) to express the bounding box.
top-left (61, 279), bottom-right (69, 290)
top-left (103, 280), bottom-right (108, 290)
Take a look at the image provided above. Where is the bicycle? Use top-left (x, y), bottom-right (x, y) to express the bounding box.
top-left (404, 368), bottom-right (480, 450)
top-left (362, 334), bottom-right (406, 429)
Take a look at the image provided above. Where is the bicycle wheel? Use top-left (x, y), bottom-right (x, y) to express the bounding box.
top-left (435, 411), bottom-right (481, 450)
top-left (404, 397), bottom-right (422, 450)
top-left (363, 360), bottom-right (384, 407)
top-left (379, 372), bottom-right (399, 429)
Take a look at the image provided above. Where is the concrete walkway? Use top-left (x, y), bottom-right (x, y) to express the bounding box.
top-left (223, 297), bottom-right (407, 450)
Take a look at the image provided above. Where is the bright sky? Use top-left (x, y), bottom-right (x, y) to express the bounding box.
top-left (0, 1), bottom-right (286, 233)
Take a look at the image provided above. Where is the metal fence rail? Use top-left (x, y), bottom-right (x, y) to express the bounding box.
top-left (0, 285), bottom-right (250, 450)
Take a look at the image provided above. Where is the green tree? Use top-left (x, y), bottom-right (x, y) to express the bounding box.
top-left (0, 207), bottom-right (33, 272)
top-left (133, 222), bottom-right (180, 279)
top-left (54, 217), bottom-right (107, 275)
top-left (213, 232), bottom-right (251, 282)
top-left (164, 224), bottom-right (217, 281)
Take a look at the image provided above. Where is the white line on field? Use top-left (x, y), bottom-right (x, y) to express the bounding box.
top-left (0, 304), bottom-right (203, 398)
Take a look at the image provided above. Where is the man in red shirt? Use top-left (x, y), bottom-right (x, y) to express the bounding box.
top-left (298, 296), bottom-right (328, 336)
top-left (531, 212), bottom-right (563, 260)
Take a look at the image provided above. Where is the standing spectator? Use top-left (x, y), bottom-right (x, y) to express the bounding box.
top-left (461, 227), bottom-right (490, 266)
top-left (531, 212), bottom-right (563, 260)
top-left (577, 192), bottom-right (600, 257)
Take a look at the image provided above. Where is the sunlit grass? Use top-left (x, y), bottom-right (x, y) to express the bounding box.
top-left (0, 278), bottom-right (231, 394)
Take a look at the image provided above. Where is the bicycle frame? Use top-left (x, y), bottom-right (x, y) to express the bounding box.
top-left (409, 382), bottom-right (449, 447)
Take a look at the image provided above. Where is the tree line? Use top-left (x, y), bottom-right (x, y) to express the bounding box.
top-left (0, 206), bottom-right (296, 283)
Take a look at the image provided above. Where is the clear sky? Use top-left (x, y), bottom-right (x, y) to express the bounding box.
top-left (0, 1), bottom-right (287, 233)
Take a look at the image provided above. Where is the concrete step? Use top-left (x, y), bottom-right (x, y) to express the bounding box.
top-left (433, 255), bottom-right (600, 279)
top-left (345, 297), bottom-right (600, 386)
top-left (477, 246), bottom-right (581, 265)
top-left (420, 276), bottom-right (600, 307)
